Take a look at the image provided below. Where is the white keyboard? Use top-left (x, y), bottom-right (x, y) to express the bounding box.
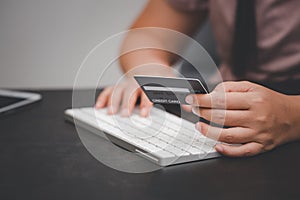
top-left (65, 107), bottom-right (220, 166)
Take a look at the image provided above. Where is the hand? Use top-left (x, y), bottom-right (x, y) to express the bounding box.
top-left (95, 63), bottom-right (193, 117)
top-left (96, 77), bottom-right (193, 117)
top-left (186, 81), bottom-right (299, 157)
top-left (95, 78), bottom-right (153, 117)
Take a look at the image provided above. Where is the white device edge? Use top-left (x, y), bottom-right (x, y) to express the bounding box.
top-left (0, 89), bottom-right (42, 113)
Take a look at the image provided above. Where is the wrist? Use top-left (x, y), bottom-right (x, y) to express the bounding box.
top-left (285, 95), bottom-right (300, 142)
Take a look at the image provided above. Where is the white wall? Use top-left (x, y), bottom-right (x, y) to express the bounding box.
top-left (0, 0), bottom-right (147, 89)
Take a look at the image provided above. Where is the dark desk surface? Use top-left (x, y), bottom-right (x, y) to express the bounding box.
top-left (1, 90), bottom-right (300, 200)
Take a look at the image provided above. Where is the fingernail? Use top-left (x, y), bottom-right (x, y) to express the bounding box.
top-left (195, 122), bottom-right (201, 131)
top-left (121, 109), bottom-right (129, 117)
top-left (95, 102), bottom-right (102, 108)
top-left (192, 107), bottom-right (198, 115)
top-left (215, 144), bottom-right (224, 152)
top-left (107, 107), bottom-right (115, 115)
top-left (140, 107), bottom-right (148, 117)
top-left (185, 95), bottom-right (193, 104)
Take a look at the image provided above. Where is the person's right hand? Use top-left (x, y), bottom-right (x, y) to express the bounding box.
top-left (95, 77), bottom-right (153, 117)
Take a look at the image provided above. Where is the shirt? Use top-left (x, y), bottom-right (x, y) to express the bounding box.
top-left (167, 0), bottom-right (300, 85)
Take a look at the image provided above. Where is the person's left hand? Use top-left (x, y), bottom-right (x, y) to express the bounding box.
top-left (185, 81), bottom-right (298, 157)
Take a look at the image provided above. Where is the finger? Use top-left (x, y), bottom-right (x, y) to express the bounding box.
top-left (107, 85), bottom-right (124, 115)
top-left (186, 92), bottom-right (251, 110)
top-left (192, 108), bottom-right (250, 127)
top-left (95, 87), bottom-right (113, 108)
top-left (120, 89), bottom-right (139, 117)
top-left (140, 92), bottom-right (153, 117)
top-left (215, 142), bottom-right (264, 157)
top-left (214, 81), bottom-right (253, 93)
top-left (181, 104), bottom-right (192, 112)
top-left (196, 122), bottom-right (254, 144)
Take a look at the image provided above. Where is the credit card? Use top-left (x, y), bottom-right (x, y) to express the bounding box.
top-left (134, 75), bottom-right (208, 105)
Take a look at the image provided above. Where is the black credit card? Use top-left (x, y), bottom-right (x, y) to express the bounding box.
top-left (134, 75), bottom-right (208, 105)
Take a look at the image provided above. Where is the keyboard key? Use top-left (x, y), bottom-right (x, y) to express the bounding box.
top-left (163, 145), bottom-right (190, 157)
top-left (151, 150), bottom-right (175, 159)
top-left (186, 146), bottom-right (205, 155)
top-left (146, 137), bottom-right (169, 149)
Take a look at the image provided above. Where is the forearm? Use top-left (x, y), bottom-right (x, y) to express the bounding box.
top-left (119, 0), bottom-right (207, 75)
